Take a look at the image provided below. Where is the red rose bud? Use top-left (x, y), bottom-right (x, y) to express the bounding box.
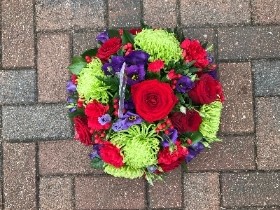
top-left (129, 28), bottom-right (142, 35)
top-left (73, 116), bottom-right (92, 146)
top-left (99, 142), bottom-right (124, 168)
top-left (77, 99), bottom-right (84, 108)
top-left (167, 69), bottom-right (179, 80)
top-left (85, 55), bottom-right (92, 63)
top-left (148, 60), bottom-right (165, 73)
top-left (96, 37), bottom-right (122, 61)
top-left (170, 110), bottom-right (202, 133)
top-left (188, 74), bottom-right (224, 104)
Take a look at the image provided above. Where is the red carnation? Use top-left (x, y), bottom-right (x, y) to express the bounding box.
top-left (148, 60), bottom-right (165, 73)
top-left (99, 142), bottom-right (124, 168)
top-left (96, 37), bottom-right (122, 61)
top-left (85, 100), bottom-right (110, 131)
top-left (158, 142), bottom-right (188, 172)
top-left (73, 116), bottom-right (92, 145)
top-left (188, 74), bottom-right (224, 104)
top-left (170, 110), bottom-right (202, 133)
top-left (181, 39), bottom-right (209, 68)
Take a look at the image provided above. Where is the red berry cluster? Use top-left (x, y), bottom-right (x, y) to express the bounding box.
top-left (85, 55), bottom-right (92, 63)
top-left (123, 43), bottom-right (133, 56)
top-left (155, 118), bottom-right (173, 134)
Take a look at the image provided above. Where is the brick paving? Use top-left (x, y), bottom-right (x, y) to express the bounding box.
top-left (0, 1), bottom-right (279, 210)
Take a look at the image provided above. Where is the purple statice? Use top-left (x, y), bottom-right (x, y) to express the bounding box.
top-left (96, 31), bottom-right (109, 43)
top-left (185, 142), bottom-right (205, 163)
top-left (125, 50), bottom-right (149, 65)
top-left (98, 114), bottom-right (112, 125)
top-left (67, 96), bottom-right (75, 104)
top-left (112, 111), bottom-right (143, 132)
top-left (161, 128), bottom-right (178, 147)
top-left (66, 80), bottom-right (76, 93)
top-left (126, 64), bottom-right (145, 85)
top-left (111, 56), bottom-right (125, 72)
top-left (175, 76), bottom-right (194, 93)
top-left (68, 107), bottom-right (77, 113)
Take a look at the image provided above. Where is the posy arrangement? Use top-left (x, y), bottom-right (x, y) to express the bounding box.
top-left (66, 24), bottom-right (224, 183)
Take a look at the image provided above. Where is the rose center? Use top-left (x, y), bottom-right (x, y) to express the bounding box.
top-left (145, 93), bottom-right (159, 107)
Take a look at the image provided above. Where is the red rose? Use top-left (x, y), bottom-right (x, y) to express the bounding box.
top-left (158, 142), bottom-right (188, 172)
top-left (85, 100), bottom-right (110, 131)
top-left (170, 110), bottom-right (202, 133)
top-left (188, 74), bottom-right (224, 104)
top-left (148, 60), bottom-right (164, 73)
top-left (96, 37), bottom-right (122, 61)
top-left (99, 142), bottom-right (124, 168)
top-left (73, 116), bottom-right (92, 145)
top-left (131, 80), bottom-right (177, 122)
top-left (181, 39), bottom-right (209, 68)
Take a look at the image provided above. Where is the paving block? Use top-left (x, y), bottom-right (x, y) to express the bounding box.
top-left (37, 33), bottom-right (70, 102)
top-left (218, 26), bottom-right (280, 60)
top-left (180, 0), bottom-right (250, 26)
top-left (2, 104), bottom-right (72, 140)
top-left (253, 60), bottom-right (280, 96)
top-left (39, 140), bottom-right (100, 175)
top-left (222, 172), bottom-right (280, 207)
top-left (40, 177), bottom-right (73, 210)
top-left (219, 62), bottom-right (254, 134)
top-left (75, 176), bottom-right (146, 209)
top-left (108, 0), bottom-right (141, 27)
top-left (184, 173), bottom-right (220, 210)
top-left (2, 0), bottom-right (35, 67)
top-left (143, 0), bottom-right (177, 28)
top-left (256, 97), bottom-right (280, 170)
top-left (149, 168), bottom-right (182, 208)
top-left (188, 135), bottom-right (255, 171)
top-left (73, 31), bottom-right (99, 55)
top-left (252, 0), bottom-right (280, 24)
top-left (0, 70), bottom-right (36, 104)
top-left (183, 28), bottom-right (216, 44)
top-left (3, 142), bottom-right (36, 209)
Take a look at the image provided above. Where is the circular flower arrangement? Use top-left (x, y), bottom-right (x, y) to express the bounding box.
top-left (67, 25), bottom-right (224, 183)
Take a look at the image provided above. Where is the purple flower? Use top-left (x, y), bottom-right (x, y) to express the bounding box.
top-left (112, 120), bottom-right (127, 132)
top-left (112, 111), bottom-right (143, 131)
top-left (126, 64), bottom-right (145, 85)
top-left (66, 80), bottom-right (76, 93)
top-left (67, 97), bottom-right (75, 104)
top-left (208, 70), bottom-right (218, 80)
top-left (69, 107), bottom-right (77, 113)
top-left (96, 31), bottom-right (109, 43)
top-left (98, 114), bottom-right (112, 125)
top-left (175, 76), bottom-right (194, 93)
top-left (147, 165), bottom-right (157, 173)
top-left (111, 56), bottom-right (125, 72)
top-left (89, 145), bottom-right (101, 159)
top-left (102, 63), bottom-right (113, 75)
top-left (185, 142), bottom-right (204, 163)
top-left (162, 128), bottom-right (178, 147)
top-left (207, 54), bottom-right (214, 64)
top-left (124, 99), bottom-right (135, 111)
top-left (125, 50), bottom-right (149, 65)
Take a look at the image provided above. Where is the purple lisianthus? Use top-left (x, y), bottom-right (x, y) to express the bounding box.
top-left (112, 111), bottom-right (143, 131)
top-left (125, 50), bottom-right (149, 65)
top-left (89, 144), bottom-right (101, 159)
top-left (208, 69), bottom-right (218, 80)
top-left (98, 114), bottom-right (112, 125)
top-left (96, 31), bottom-right (109, 43)
top-left (175, 76), bottom-right (194, 93)
top-left (185, 142), bottom-right (205, 162)
top-left (111, 56), bottom-right (125, 72)
top-left (112, 119), bottom-right (128, 132)
top-left (126, 64), bottom-right (145, 85)
top-left (69, 107), bottom-right (77, 113)
top-left (124, 99), bottom-right (135, 111)
top-left (67, 96), bottom-right (75, 104)
top-left (102, 63), bottom-right (113, 75)
top-left (207, 54), bottom-right (214, 64)
top-left (66, 80), bottom-right (76, 93)
top-left (162, 128), bottom-right (178, 147)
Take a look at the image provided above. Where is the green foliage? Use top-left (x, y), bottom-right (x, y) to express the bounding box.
top-left (67, 108), bottom-right (85, 120)
top-left (108, 29), bottom-right (120, 38)
top-left (81, 48), bottom-right (98, 58)
top-left (122, 30), bottom-right (135, 44)
top-left (91, 158), bottom-right (104, 169)
top-left (67, 56), bottom-right (87, 75)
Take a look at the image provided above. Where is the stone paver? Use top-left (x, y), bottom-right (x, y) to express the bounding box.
top-left (219, 62), bottom-right (254, 134)
top-left (183, 28), bottom-right (216, 44)
top-left (3, 143), bottom-right (36, 209)
top-left (218, 26), bottom-right (280, 60)
top-left (143, 0), bottom-right (177, 28)
top-left (75, 177), bottom-right (146, 209)
top-left (188, 135), bottom-right (255, 171)
top-left (256, 97), bottom-right (280, 170)
top-left (73, 31), bottom-right (99, 55)
top-left (0, 70), bottom-right (36, 104)
top-left (2, 104), bottom-right (71, 140)
top-left (253, 60), bottom-right (280, 96)
top-left (39, 140), bottom-right (99, 175)
top-left (149, 168), bottom-right (182, 208)
top-left (184, 173), bottom-right (220, 210)
top-left (180, 0), bottom-right (250, 27)
top-left (40, 177), bottom-right (73, 210)
top-left (37, 33), bottom-right (70, 102)
top-left (252, 0), bottom-right (280, 24)
top-left (108, 0), bottom-right (141, 27)
top-left (2, 0), bottom-right (35, 68)
top-left (222, 172), bottom-right (280, 207)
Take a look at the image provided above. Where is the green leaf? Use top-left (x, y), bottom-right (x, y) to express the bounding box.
top-left (67, 108), bottom-right (85, 120)
top-left (122, 30), bottom-right (135, 45)
top-left (189, 67), bottom-right (199, 73)
top-left (67, 56), bottom-right (87, 75)
top-left (90, 158), bottom-right (104, 169)
top-left (81, 48), bottom-right (98, 58)
top-left (108, 29), bottom-right (120, 38)
top-left (201, 41), bottom-right (208, 49)
top-left (189, 131), bottom-right (203, 143)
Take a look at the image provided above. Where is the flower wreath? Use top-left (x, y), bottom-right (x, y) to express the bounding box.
top-left (67, 24), bottom-right (224, 184)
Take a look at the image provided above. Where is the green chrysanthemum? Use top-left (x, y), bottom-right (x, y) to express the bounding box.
top-left (199, 101), bottom-right (223, 144)
top-left (104, 165), bottom-right (144, 179)
top-left (110, 123), bottom-right (160, 169)
top-left (134, 29), bottom-right (182, 64)
top-left (76, 58), bottom-right (109, 103)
